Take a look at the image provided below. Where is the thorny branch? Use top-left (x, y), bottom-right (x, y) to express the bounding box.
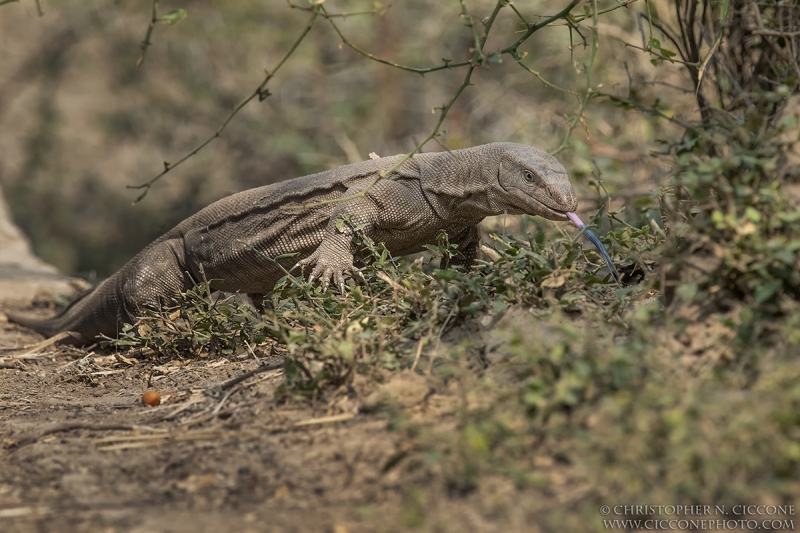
top-left (131, 0), bottom-right (606, 202)
top-left (128, 5), bottom-right (321, 203)
top-left (551, 0), bottom-right (600, 157)
top-left (299, 0), bottom-right (584, 210)
top-left (137, 0), bottom-right (160, 68)
top-left (0, 0), bottom-right (42, 13)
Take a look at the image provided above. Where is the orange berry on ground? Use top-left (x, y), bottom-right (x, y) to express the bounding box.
top-left (141, 390), bottom-right (161, 406)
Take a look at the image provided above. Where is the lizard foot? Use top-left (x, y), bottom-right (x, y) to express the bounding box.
top-left (294, 248), bottom-right (363, 293)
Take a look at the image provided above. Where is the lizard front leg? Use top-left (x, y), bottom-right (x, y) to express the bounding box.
top-left (296, 179), bottom-right (436, 292)
top-left (296, 219), bottom-right (363, 292)
top-left (441, 225), bottom-right (481, 269)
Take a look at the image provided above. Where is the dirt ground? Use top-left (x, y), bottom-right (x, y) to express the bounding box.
top-left (1, 301), bottom-right (547, 533)
top-left (0, 309), bottom-right (399, 533)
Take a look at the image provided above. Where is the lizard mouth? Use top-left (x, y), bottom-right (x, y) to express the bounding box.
top-left (496, 178), bottom-right (571, 219)
top-left (527, 196), bottom-right (570, 220)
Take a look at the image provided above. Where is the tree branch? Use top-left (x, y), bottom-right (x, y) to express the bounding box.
top-left (127, 6), bottom-right (321, 203)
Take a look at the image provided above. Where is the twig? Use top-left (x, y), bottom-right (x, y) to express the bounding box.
top-left (133, 0), bottom-right (582, 201)
top-left (501, 0), bottom-right (580, 56)
top-left (572, 0), bottom-right (638, 22)
top-left (157, 395), bottom-right (206, 421)
top-left (695, 0), bottom-right (730, 92)
top-left (95, 430), bottom-right (222, 451)
top-left (12, 422), bottom-right (162, 447)
top-left (137, 0), bottom-right (159, 67)
top-left (460, 0), bottom-right (486, 65)
top-left (753, 29), bottom-right (800, 37)
top-left (410, 337), bottom-right (427, 372)
top-left (551, 0), bottom-right (599, 157)
top-left (286, 0), bottom-right (383, 19)
top-left (595, 91), bottom-right (708, 135)
top-left (299, 0), bottom-right (581, 212)
top-left (128, 6), bottom-right (321, 203)
top-left (294, 413), bottom-right (355, 426)
top-left (516, 60), bottom-right (578, 95)
top-left (211, 387), bottom-right (236, 415)
top-left (321, 5), bottom-right (471, 74)
top-left (297, 62), bottom-right (478, 210)
top-left (218, 360), bottom-right (284, 391)
top-left (7, 332), bottom-right (75, 359)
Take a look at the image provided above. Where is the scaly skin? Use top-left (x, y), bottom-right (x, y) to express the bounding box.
top-left (7, 143), bottom-right (577, 345)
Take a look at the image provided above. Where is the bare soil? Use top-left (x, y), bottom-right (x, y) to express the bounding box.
top-left (0, 312), bottom-right (396, 533)
top-left (1, 304), bottom-right (547, 533)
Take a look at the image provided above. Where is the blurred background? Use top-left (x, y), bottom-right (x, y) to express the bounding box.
top-left (0, 0), bottom-right (691, 280)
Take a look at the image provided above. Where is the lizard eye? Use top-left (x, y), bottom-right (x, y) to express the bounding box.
top-left (523, 171), bottom-right (535, 183)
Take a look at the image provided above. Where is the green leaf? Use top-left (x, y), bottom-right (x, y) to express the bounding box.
top-left (745, 206), bottom-right (762, 223)
top-left (676, 282), bottom-right (698, 302)
top-left (754, 280), bottom-right (782, 304)
top-left (493, 300), bottom-right (508, 312)
top-left (435, 269), bottom-right (456, 281)
top-left (159, 9), bottom-right (187, 26)
top-left (781, 113), bottom-right (798, 130)
top-left (659, 48), bottom-right (676, 59)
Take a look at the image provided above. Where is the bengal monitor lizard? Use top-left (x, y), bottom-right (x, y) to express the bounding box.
top-left (7, 143), bottom-right (580, 345)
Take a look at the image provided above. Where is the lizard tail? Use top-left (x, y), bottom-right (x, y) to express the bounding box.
top-left (5, 287), bottom-right (97, 345)
top-left (4, 311), bottom-right (85, 345)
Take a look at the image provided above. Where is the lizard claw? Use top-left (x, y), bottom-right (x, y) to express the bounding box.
top-left (353, 268), bottom-right (366, 284)
top-left (297, 244), bottom-right (362, 293)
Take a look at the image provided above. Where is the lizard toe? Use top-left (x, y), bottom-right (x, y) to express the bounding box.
top-left (301, 242), bottom-right (357, 292)
top-left (321, 266), bottom-right (335, 292)
top-left (334, 271), bottom-right (346, 294)
top-left (308, 262), bottom-right (326, 285)
top-left (353, 268), bottom-right (366, 283)
top-left (293, 253), bottom-right (316, 274)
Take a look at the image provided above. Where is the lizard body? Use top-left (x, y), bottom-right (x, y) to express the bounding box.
top-left (7, 143), bottom-right (577, 345)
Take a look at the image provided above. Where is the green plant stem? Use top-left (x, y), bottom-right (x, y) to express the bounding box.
top-left (551, 0), bottom-right (598, 157)
top-left (128, 6), bottom-right (321, 203)
top-left (137, 0), bottom-right (159, 68)
top-left (133, 0), bottom-right (583, 202)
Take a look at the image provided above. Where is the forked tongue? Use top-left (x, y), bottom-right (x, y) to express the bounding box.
top-left (566, 212), bottom-right (621, 284)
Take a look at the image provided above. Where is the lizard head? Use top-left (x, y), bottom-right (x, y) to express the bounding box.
top-left (496, 144), bottom-right (577, 221)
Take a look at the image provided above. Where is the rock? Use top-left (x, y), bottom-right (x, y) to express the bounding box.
top-left (0, 185), bottom-right (80, 306)
top-left (361, 371), bottom-right (431, 412)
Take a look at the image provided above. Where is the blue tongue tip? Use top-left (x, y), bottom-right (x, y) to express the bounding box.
top-left (566, 212), bottom-right (621, 285)
top-left (584, 228), bottom-right (621, 284)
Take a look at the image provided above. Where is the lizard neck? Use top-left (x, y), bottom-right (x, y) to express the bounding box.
top-left (417, 144), bottom-right (507, 222)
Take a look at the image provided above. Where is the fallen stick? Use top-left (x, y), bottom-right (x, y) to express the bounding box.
top-left (7, 332), bottom-right (75, 359)
top-left (218, 360), bottom-right (284, 391)
top-left (11, 422), bottom-right (161, 447)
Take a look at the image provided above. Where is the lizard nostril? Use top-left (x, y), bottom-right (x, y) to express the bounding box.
top-left (548, 186), bottom-right (577, 211)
